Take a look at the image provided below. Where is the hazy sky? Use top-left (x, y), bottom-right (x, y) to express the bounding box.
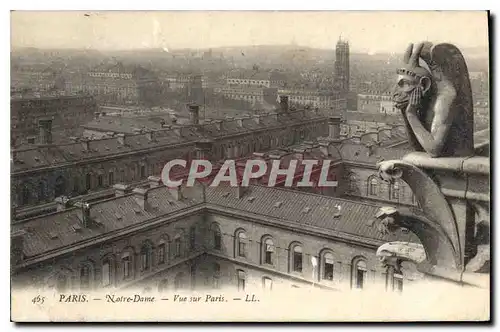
top-left (11, 11), bottom-right (489, 53)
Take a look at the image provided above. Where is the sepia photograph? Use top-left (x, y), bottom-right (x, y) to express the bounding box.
top-left (9, 10), bottom-right (490, 322)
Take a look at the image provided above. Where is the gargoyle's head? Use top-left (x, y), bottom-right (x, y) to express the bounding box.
top-left (392, 43), bottom-right (433, 111)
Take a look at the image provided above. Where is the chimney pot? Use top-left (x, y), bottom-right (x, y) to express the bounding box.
top-left (132, 187), bottom-right (149, 210)
top-left (55, 196), bottom-right (71, 211)
top-left (74, 201), bottom-right (91, 227)
top-left (113, 183), bottom-right (132, 197)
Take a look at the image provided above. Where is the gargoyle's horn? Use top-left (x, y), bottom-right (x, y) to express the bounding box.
top-left (409, 43), bottom-right (425, 67)
top-left (403, 43), bottom-right (414, 63)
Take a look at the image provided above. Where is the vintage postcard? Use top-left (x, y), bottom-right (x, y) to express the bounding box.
top-left (10, 10), bottom-right (490, 322)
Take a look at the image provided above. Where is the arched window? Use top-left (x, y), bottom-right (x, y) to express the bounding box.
top-left (236, 270), bottom-right (246, 291)
top-left (235, 229), bottom-right (247, 258)
top-left (54, 176), bottom-right (65, 198)
top-left (322, 252), bottom-right (335, 281)
top-left (349, 174), bottom-right (357, 192)
top-left (261, 236), bottom-right (275, 265)
top-left (121, 249), bottom-right (134, 280)
top-left (290, 243), bottom-right (303, 273)
top-left (262, 277), bottom-right (273, 291)
top-left (213, 263), bottom-right (221, 289)
top-left (108, 171), bottom-right (114, 186)
top-left (174, 234), bottom-right (182, 258)
top-left (369, 177), bottom-right (378, 196)
top-left (158, 279), bottom-right (168, 292)
top-left (140, 241), bottom-right (153, 272)
top-left (352, 258), bottom-right (367, 289)
top-left (102, 258), bottom-right (112, 287)
top-left (174, 272), bottom-right (186, 290)
top-left (211, 223), bottom-right (222, 251)
top-left (391, 181), bottom-right (400, 200)
top-left (38, 181), bottom-right (47, 202)
top-left (56, 274), bottom-right (68, 292)
top-left (157, 239), bottom-right (168, 265)
top-left (85, 173), bottom-right (92, 191)
top-left (21, 183), bottom-right (31, 205)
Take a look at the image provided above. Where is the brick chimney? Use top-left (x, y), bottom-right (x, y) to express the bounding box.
top-left (188, 104), bottom-right (200, 126)
top-left (11, 230), bottom-right (26, 266)
top-left (117, 133), bottom-right (126, 146)
top-left (148, 176), bottom-right (162, 188)
top-left (113, 183), bottom-right (132, 197)
top-left (74, 201), bottom-right (91, 228)
top-left (38, 119), bottom-right (53, 145)
top-left (279, 95), bottom-right (289, 113)
top-left (55, 196), bottom-right (71, 211)
top-left (132, 187), bottom-right (149, 210)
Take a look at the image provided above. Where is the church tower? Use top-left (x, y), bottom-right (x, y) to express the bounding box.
top-left (334, 36), bottom-right (350, 94)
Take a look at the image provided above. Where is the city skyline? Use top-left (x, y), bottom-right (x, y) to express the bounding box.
top-left (11, 11), bottom-right (489, 54)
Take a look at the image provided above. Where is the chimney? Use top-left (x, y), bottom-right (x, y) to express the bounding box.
top-left (11, 230), bottom-right (26, 266)
top-left (188, 104), bottom-right (200, 126)
top-left (81, 137), bottom-right (90, 151)
top-left (214, 120), bottom-right (222, 131)
top-left (94, 112), bottom-right (101, 120)
top-left (38, 119), bottom-right (53, 145)
top-left (253, 115), bottom-right (261, 125)
top-left (171, 118), bottom-right (178, 125)
top-left (148, 175), bottom-right (162, 188)
top-left (279, 95), bottom-right (289, 112)
top-left (169, 186), bottom-right (183, 201)
top-left (328, 116), bottom-right (342, 141)
top-left (55, 196), bottom-right (71, 211)
top-left (319, 141), bottom-right (330, 156)
top-left (366, 143), bottom-right (375, 156)
top-left (132, 187), bottom-right (149, 210)
top-left (146, 130), bottom-right (156, 142)
top-left (236, 118), bottom-right (243, 127)
top-left (173, 126), bottom-right (185, 137)
top-left (117, 133), bottom-right (126, 146)
top-left (236, 185), bottom-right (245, 199)
top-left (74, 201), bottom-right (91, 228)
top-left (113, 183), bottom-right (132, 197)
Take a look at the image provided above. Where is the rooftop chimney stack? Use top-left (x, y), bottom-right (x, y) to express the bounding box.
top-left (148, 176), bottom-right (162, 188)
top-left (319, 141), bottom-right (330, 157)
top-left (38, 119), bottom-right (53, 145)
top-left (117, 133), bottom-right (126, 146)
top-left (55, 196), bottom-right (71, 211)
top-left (132, 187), bottom-right (149, 210)
top-left (188, 104), bottom-right (200, 126)
top-left (146, 130), bottom-right (156, 142)
top-left (11, 230), bottom-right (26, 266)
top-left (214, 120), bottom-right (222, 131)
top-left (81, 137), bottom-right (90, 151)
top-left (113, 183), bottom-right (132, 197)
top-left (327, 116), bottom-right (342, 141)
top-left (74, 201), bottom-right (91, 228)
top-left (169, 186), bottom-right (183, 201)
top-left (279, 95), bottom-right (289, 113)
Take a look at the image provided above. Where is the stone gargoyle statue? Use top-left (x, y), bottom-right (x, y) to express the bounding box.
top-left (392, 42), bottom-right (474, 157)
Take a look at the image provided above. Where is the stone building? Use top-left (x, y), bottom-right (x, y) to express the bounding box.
top-left (11, 94), bottom-right (98, 146)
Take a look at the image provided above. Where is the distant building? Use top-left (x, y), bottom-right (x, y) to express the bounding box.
top-left (357, 93), bottom-right (394, 114)
top-left (11, 64), bottom-right (65, 93)
top-left (334, 37), bottom-right (350, 93)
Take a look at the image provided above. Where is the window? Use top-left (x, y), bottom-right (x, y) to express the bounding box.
top-left (213, 263), bottom-right (221, 289)
top-left (54, 176), bottom-right (65, 197)
top-left (38, 181), bottom-right (46, 201)
top-left (122, 254), bottom-right (131, 279)
top-left (235, 230), bottom-right (247, 258)
top-left (97, 174), bottom-right (103, 187)
top-left (369, 177), bottom-right (378, 196)
top-left (140, 242), bottom-right (151, 271)
top-left (353, 259), bottom-right (367, 289)
top-left (158, 279), bottom-right (168, 292)
top-left (323, 252), bottom-right (334, 281)
top-left (140, 165), bottom-right (146, 178)
top-left (262, 237), bottom-right (274, 265)
top-left (56, 274), bottom-right (68, 291)
top-left (237, 270), bottom-right (246, 291)
top-left (85, 173), bottom-right (91, 191)
top-left (391, 181), bottom-right (400, 200)
top-left (80, 265), bottom-right (91, 289)
top-left (174, 272), bottom-right (186, 290)
top-left (108, 171), bottom-right (114, 185)
top-left (262, 277), bottom-right (273, 291)
top-left (393, 274), bottom-right (403, 292)
top-left (291, 244), bottom-right (303, 273)
top-left (158, 242), bottom-right (166, 264)
top-left (174, 235), bottom-right (182, 258)
top-left (189, 226), bottom-right (196, 250)
top-left (102, 260), bottom-right (111, 286)
top-left (21, 184), bottom-right (30, 205)
top-left (211, 224), bottom-right (222, 250)
top-left (349, 174), bottom-right (357, 192)
top-left (120, 169), bottom-right (125, 182)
